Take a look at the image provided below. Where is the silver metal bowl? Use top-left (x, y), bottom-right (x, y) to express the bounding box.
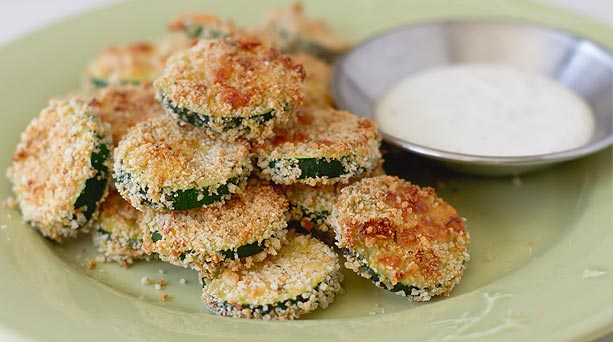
top-left (330, 20), bottom-right (613, 176)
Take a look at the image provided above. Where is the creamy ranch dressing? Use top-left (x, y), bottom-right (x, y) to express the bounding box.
top-left (375, 64), bottom-right (595, 157)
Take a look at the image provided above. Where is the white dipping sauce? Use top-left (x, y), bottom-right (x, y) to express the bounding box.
top-left (375, 64), bottom-right (595, 157)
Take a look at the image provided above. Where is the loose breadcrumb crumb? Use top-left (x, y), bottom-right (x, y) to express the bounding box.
top-left (156, 278), bottom-right (167, 289)
top-left (160, 294), bottom-right (169, 302)
top-left (87, 260), bottom-right (97, 269)
top-left (141, 276), bottom-right (151, 285)
top-left (2, 197), bottom-right (17, 209)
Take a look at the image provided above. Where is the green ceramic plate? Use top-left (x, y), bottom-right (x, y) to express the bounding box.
top-left (0, 0), bottom-right (611, 341)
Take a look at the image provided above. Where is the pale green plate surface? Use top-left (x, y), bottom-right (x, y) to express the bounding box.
top-left (0, 0), bottom-right (611, 341)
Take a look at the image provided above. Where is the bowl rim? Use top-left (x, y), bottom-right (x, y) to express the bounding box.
top-left (330, 18), bottom-right (613, 167)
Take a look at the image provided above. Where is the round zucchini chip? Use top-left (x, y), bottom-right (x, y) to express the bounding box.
top-left (255, 106), bottom-right (381, 186)
top-left (141, 181), bottom-right (288, 275)
top-left (85, 37), bottom-right (190, 89)
top-left (91, 83), bottom-right (165, 146)
top-left (254, 3), bottom-right (351, 63)
top-left (114, 115), bottom-right (252, 211)
top-left (7, 99), bottom-right (112, 242)
top-left (154, 37), bottom-right (305, 140)
top-left (93, 189), bottom-right (150, 264)
top-left (202, 232), bottom-right (342, 320)
top-left (332, 175), bottom-right (470, 301)
top-left (168, 13), bottom-right (244, 40)
top-left (286, 162), bottom-right (386, 243)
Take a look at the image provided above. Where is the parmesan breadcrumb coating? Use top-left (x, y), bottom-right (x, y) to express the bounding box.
top-left (7, 99), bottom-right (112, 242)
top-left (91, 83), bottom-right (165, 146)
top-left (332, 175), bottom-right (470, 301)
top-left (114, 115), bottom-right (252, 210)
top-left (93, 189), bottom-right (150, 264)
top-left (141, 181), bottom-right (289, 276)
top-left (155, 37), bottom-right (305, 140)
top-left (254, 106), bottom-right (382, 185)
top-left (290, 53), bottom-right (333, 108)
top-left (202, 232), bottom-right (342, 319)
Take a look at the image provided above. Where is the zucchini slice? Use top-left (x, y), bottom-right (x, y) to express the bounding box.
top-left (202, 233), bottom-right (342, 320)
top-left (140, 181), bottom-right (289, 275)
top-left (113, 115), bottom-right (252, 211)
top-left (154, 38), bottom-right (305, 140)
top-left (93, 189), bottom-right (151, 264)
top-left (255, 106), bottom-right (382, 186)
top-left (254, 3), bottom-right (351, 63)
top-left (7, 99), bottom-right (112, 242)
top-left (168, 13), bottom-right (243, 39)
top-left (91, 83), bottom-right (165, 146)
top-left (84, 37), bottom-right (190, 89)
top-left (331, 175), bottom-right (471, 301)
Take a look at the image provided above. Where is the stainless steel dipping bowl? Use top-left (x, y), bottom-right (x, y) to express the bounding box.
top-left (330, 20), bottom-right (613, 176)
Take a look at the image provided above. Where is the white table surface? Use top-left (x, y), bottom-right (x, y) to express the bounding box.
top-left (0, 0), bottom-right (610, 341)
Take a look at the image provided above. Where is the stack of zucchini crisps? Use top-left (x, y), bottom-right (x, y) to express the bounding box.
top-left (7, 4), bottom-right (470, 320)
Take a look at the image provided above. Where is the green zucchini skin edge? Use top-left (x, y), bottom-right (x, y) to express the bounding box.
top-left (160, 93), bottom-right (274, 133)
top-left (73, 142), bottom-right (110, 223)
top-left (166, 236), bottom-right (274, 262)
top-left (277, 30), bottom-right (342, 63)
top-left (115, 170), bottom-right (244, 210)
top-left (268, 158), bottom-right (347, 179)
top-left (219, 240), bottom-right (267, 260)
top-left (184, 25), bottom-right (231, 40)
top-left (90, 78), bottom-right (141, 88)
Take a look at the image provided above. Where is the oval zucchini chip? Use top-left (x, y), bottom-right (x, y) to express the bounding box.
top-left (168, 13), bottom-right (243, 39)
top-left (7, 99), bottom-right (112, 242)
top-left (332, 175), bottom-right (470, 301)
top-left (202, 232), bottom-right (342, 320)
top-left (114, 115), bottom-right (252, 211)
top-left (255, 106), bottom-right (381, 186)
top-left (154, 38), bottom-right (305, 140)
top-left (141, 181), bottom-right (288, 275)
top-left (85, 37), bottom-right (190, 89)
top-left (254, 3), bottom-right (351, 63)
top-left (92, 83), bottom-right (165, 146)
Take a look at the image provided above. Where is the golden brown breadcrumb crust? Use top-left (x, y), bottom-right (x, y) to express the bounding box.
top-left (91, 83), bottom-right (165, 146)
top-left (113, 115), bottom-right (252, 210)
top-left (7, 99), bottom-right (112, 241)
top-left (141, 181), bottom-right (289, 275)
top-left (254, 106), bottom-right (382, 185)
top-left (154, 37), bottom-right (305, 139)
top-left (332, 175), bottom-right (470, 301)
top-left (202, 232), bottom-right (342, 320)
top-left (290, 53), bottom-right (332, 108)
